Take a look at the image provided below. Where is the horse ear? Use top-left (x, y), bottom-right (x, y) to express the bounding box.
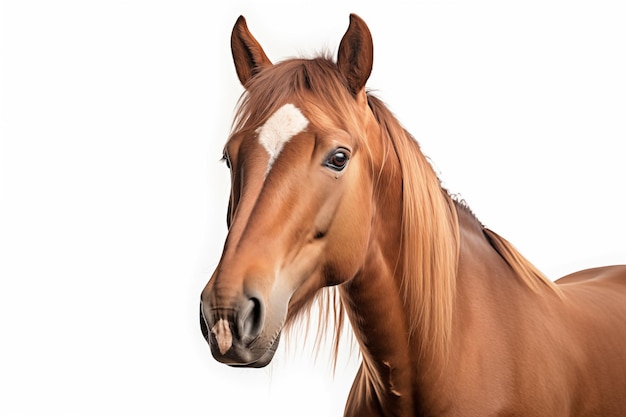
top-left (231, 16), bottom-right (272, 88)
top-left (337, 14), bottom-right (374, 96)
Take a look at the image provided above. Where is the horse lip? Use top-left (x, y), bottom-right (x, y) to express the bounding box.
top-left (229, 333), bottom-right (281, 368)
top-left (210, 330), bottom-right (282, 368)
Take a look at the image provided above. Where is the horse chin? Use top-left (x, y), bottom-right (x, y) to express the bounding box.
top-left (211, 331), bottom-right (282, 369)
top-left (229, 334), bottom-right (281, 368)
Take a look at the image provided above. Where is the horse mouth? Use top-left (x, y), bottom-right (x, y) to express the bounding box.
top-left (228, 333), bottom-right (282, 368)
top-left (206, 327), bottom-right (282, 368)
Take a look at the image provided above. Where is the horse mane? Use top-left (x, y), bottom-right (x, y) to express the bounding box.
top-left (231, 55), bottom-right (360, 135)
top-left (367, 94), bottom-right (460, 361)
top-left (231, 55), bottom-right (560, 367)
top-left (482, 227), bottom-right (562, 296)
top-left (454, 200), bottom-right (560, 296)
top-left (366, 96), bottom-right (562, 362)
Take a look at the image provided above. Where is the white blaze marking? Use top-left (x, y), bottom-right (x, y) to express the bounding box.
top-left (211, 319), bottom-right (232, 355)
top-left (256, 103), bottom-right (309, 174)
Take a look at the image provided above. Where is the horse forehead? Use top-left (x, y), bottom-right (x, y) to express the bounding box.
top-left (255, 103), bottom-right (309, 174)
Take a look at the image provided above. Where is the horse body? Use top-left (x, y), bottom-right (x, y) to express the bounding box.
top-left (462, 226), bottom-right (626, 416)
top-left (200, 14), bottom-right (626, 416)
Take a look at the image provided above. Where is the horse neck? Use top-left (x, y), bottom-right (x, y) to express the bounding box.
top-left (339, 135), bottom-right (457, 414)
top-left (335, 133), bottom-right (413, 415)
top-left (339, 233), bottom-right (416, 416)
top-left (340, 187), bottom-right (549, 416)
top-left (338, 99), bottom-right (559, 415)
top-left (424, 206), bottom-right (558, 414)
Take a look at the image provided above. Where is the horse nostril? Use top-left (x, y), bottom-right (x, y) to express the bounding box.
top-left (239, 297), bottom-right (264, 345)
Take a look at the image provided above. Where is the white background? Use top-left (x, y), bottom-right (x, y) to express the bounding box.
top-left (1, 1), bottom-right (625, 416)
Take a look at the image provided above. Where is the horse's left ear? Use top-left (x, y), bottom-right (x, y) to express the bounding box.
top-left (337, 14), bottom-right (374, 96)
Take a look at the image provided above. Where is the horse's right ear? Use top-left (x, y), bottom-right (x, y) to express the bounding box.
top-left (231, 16), bottom-right (272, 88)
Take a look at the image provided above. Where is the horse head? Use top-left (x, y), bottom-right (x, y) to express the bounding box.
top-left (200, 15), bottom-right (389, 367)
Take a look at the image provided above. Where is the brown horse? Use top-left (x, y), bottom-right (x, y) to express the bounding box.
top-left (200, 14), bottom-right (626, 416)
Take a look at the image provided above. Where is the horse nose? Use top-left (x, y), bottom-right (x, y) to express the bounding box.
top-left (199, 294), bottom-right (265, 353)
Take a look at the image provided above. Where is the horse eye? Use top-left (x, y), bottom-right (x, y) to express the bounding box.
top-left (325, 149), bottom-right (350, 171)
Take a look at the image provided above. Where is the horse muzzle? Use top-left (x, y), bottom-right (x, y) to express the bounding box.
top-left (199, 293), bottom-right (281, 368)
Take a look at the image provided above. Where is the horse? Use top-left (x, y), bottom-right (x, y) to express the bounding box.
top-left (200, 14), bottom-right (626, 416)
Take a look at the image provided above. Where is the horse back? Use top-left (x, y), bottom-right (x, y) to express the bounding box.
top-left (554, 265), bottom-right (626, 416)
top-left (556, 264), bottom-right (626, 287)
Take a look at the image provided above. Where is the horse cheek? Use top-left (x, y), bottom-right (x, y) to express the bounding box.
top-left (325, 178), bottom-right (372, 284)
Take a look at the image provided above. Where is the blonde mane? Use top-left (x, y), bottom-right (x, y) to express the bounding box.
top-left (367, 95), bottom-right (460, 361)
top-left (366, 95), bottom-right (561, 361)
top-left (232, 56), bottom-right (560, 365)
